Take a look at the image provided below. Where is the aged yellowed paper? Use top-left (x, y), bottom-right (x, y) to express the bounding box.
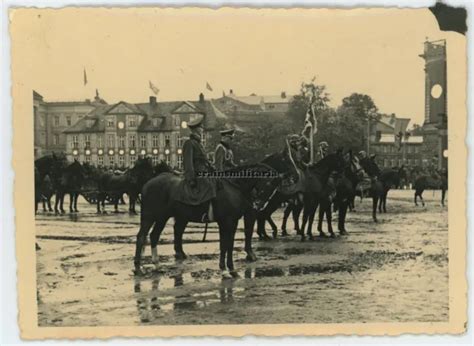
top-left (10, 6), bottom-right (466, 339)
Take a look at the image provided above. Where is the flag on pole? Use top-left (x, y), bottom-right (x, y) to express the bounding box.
top-left (149, 81), bottom-right (160, 95)
top-left (83, 68), bottom-right (88, 86)
top-left (301, 104), bottom-right (318, 140)
top-left (206, 82), bottom-right (213, 92)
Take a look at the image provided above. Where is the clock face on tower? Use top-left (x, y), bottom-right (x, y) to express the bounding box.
top-left (117, 121), bottom-right (125, 129)
top-left (431, 84), bottom-right (443, 99)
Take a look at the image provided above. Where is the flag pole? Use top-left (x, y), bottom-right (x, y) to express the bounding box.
top-left (309, 104), bottom-right (315, 165)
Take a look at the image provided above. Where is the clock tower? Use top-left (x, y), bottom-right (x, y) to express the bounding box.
top-left (419, 39), bottom-right (448, 170)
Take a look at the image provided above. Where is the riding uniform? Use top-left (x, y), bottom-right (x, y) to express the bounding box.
top-left (214, 128), bottom-right (237, 171)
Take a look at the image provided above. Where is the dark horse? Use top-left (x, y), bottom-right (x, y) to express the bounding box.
top-left (96, 157), bottom-right (154, 214)
top-left (317, 151), bottom-right (365, 236)
top-left (359, 157), bottom-right (405, 222)
top-left (414, 169), bottom-right (448, 206)
top-left (133, 164), bottom-right (283, 277)
top-left (52, 159), bottom-right (86, 214)
top-left (34, 153), bottom-right (67, 213)
top-left (300, 151), bottom-right (346, 241)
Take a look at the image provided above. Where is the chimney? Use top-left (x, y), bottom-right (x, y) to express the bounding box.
top-left (149, 96), bottom-right (157, 107)
top-left (199, 93), bottom-right (205, 103)
top-left (281, 91), bottom-right (287, 99)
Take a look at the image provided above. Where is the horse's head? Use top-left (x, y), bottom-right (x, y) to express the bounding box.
top-left (153, 160), bottom-right (172, 176)
top-left (247, 165), bottom-right (282, 211)
top-left (130, 156), bottom-right (154, 183)
top-left (262, 146), bottom-right (298, 177)
top-left (344, 150), bottom-right (365, 179)
top-left (360, 156), bottom-right (380, 177)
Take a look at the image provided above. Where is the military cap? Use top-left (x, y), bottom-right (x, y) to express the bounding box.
top-left (319, 141), bottom-right (329, 147)
top-left (187, 114), bottom-right (205, 129)
top-left (220, 128), bottom-right (235, 136)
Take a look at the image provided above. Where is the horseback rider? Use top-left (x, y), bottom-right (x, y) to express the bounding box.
top-left (214, 128), bottom-right (237, 171)
top-left (181, 115), bottom-right (216, 222)
top-left (316, 141), bottom-right (329, 161)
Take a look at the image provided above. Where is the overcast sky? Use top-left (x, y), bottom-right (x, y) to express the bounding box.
top-left (11, 7), bottom-right (454, 125)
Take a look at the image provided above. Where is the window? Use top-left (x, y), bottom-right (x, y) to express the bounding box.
top-left (97, 135), bottom-right (103, 148)
top-left (109, 155), bottom-right (115, 166)
top-left (165, 134), bottom-right (171, 147)
top-left (177, 154), bottom-right (183, 169)
top-left (107, 117), bottom-right (115, 128)
top-left (118, 136), bottom-right (125, 148)
top-left (66, 116), bottom-right (72, 126)
top-left (177, 134), bottom-right (183, 148)
top-left (152, 155), bottom-right (159, 165)
top-left (129, 155), bottom-right (136, 166)
top-left (165, 154), bottom-right (171, 166)
top-left (152, 135), bottom-right (159, 147)
top-left (129, 135), bottom-right (136, 148)
top-left (72, 135), bottom-right (79, 149)
top-left (140, 135), bottom-right (147, 148)
top-left (98, 156), bottom-right (104, 166)
top-left (54, 116), bottom-right (60, 127)
top-left (174, 115), bottom-right (180, 127)
top-left (414, 146), bottom-right (419, 154)
top-left (391, 159), bottom-right (396, 167)
top-left (107, 134), bottom-right (115, 148)
top-left (119, 156), bottom-right (125, 167)
top-left (53, 134), bottom-right (59, 146)
top-left (129, 115), bottom-right (137, 127)
top-left (85, 155), bottom-right (91, 164)
top-left (84, 135), bottom-right (91, 148)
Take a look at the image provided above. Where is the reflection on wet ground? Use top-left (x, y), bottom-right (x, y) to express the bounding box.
top-left (36, 190), bottom-right (449, 326)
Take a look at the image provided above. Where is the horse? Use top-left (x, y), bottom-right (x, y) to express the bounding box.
top-left (133, 164), bottom-right (283, 278)
top-left (317, 151), bottom-right (365, 236)
top-left (359, 157), bottom-right (405, 221)
top-left (96, 157), bottom-right (154, 214)
top-left (414, 169), bottom-right (448, 206)
top-left (52, 159), bottom-right (85, 214)
top-left (299, 151), bottom-right (346, 241)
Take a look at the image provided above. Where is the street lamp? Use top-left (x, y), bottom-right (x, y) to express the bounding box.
top-left (177, 148), bottom-right (182, 155)
top-left (140, 149), bottom-right (146, 156)
top-left (165, 149), bottom-right (170, 155)
top-left (152, 148), bottom-right (158, 155)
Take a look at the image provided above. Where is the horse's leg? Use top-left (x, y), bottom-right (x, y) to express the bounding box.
top-left (414, 190), bottom-right (418, 206)
top-left (226, 219), bottom-right (239, 276)
top-left (267, 216), bottom-right (278, 239)
top-left (174, 218), bottom-right (188, 260)
top-left (420, 191), bottom-right (425, 207)
top-left (306, 202), bottom-right (318, 241)
top-left (441, 188), bottom-right (446, 206)
top-left (326, 202), bottom-right (335, 237)
top-left (338, 200), bottom-right (349, 235)
top-left (69, 193), bottom-right (74, 213)
top-left (60, 192), bottom-right (65, 214)
top-left (217, 224), bottom-right (232, 279)
top-left (372, 196), bottom-right (378, 223)
top-left (114, 196), bottom-right (119, 213)
top-left (74, 193), bottom-right (79, 212)
top-left (134, 218), bottom-right (155, 275)
top-left (243, 212), bottom-right (257, 262)
top-left (42, 199), bottom-right (46, 212)
top-left (149, 217), bottom-right (169, 271)
top-left (317, 203), bottom-right (326, 237)
top-left (281, 204), bottom-right (292, 236)
top-left (47, 197), bottom-right (53, 212)
top-left (383, 190), bottom-right (388, 213)
top-left (293, 202), bottom-right (303, 235)
top-left (54, 193), bottom-right (60, 214)
top-left (96, 193), bottom-right (102, 213)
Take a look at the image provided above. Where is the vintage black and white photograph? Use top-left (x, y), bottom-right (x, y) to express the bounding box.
top-left (9, 5), bottom-right (467, 338)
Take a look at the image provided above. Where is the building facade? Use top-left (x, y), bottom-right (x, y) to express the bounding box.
top-left (419, 39), bottom-right (448, 170)
top-left (368, 113), bottom-right (424, 168)
top-left (33, 90), bottom-right (107, 158)
top-left (63, 94), bottom-right (223, 169)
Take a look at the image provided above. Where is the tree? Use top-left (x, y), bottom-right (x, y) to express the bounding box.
top-left (287, 77), bottom-right (330, 131)
top-left (338, 93), bottom-right (380, 151)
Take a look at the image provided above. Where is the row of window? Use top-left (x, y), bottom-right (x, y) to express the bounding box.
top-left (106, 115), bottom-right (138, 128)
top-left (373, 144), bottom-right (421, 154)
top-left (80, 154), bottom-right (183, 169)
top-left (53, 114), bottom-right (84, 127)
top-left (69, 132), bottom-right (199, 149)
top-left (381, 158), bottom-right (420, 167)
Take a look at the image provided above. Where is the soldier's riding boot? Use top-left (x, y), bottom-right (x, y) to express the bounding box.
top-left (202, 201), bottom-right (215, 223)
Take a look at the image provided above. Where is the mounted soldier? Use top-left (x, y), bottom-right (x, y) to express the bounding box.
top-left (316, 141), bottom-right (329, 161)
top-left (214, 128), bottom-right (237, 171)
top-left (178, 115), bottom-right (216, 222)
